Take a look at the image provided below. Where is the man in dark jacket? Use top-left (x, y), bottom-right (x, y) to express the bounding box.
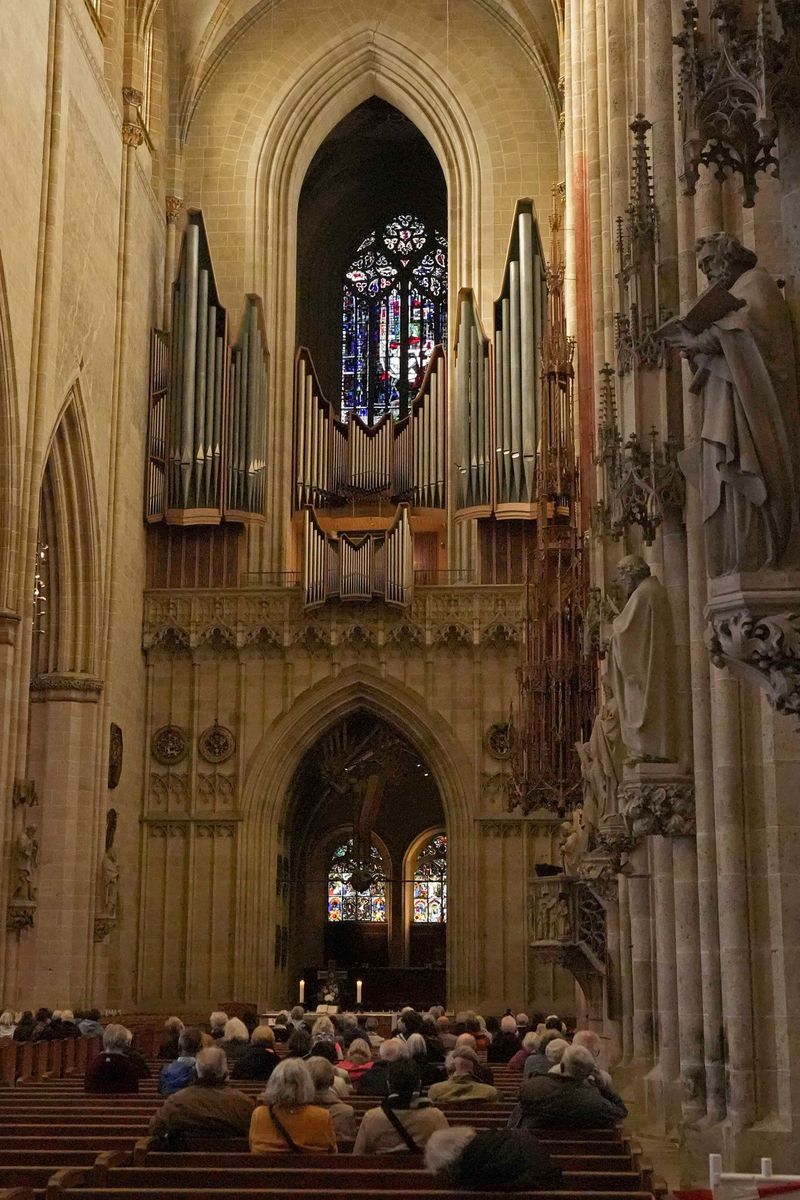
top-left (426, 1125), bottom-right (562, 1191)
top-left (517, 1044), bottom-right (627, 1129)
top-left (522, 1031), bottom-right (564, 1078)
top-left (149, 1047), bottom-right (254, 1139)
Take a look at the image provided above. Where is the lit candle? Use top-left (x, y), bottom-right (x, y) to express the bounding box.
top-left (299, 979), bottom-right (305, 1004)
top-left (356, 979), bottom-right (363, 1004)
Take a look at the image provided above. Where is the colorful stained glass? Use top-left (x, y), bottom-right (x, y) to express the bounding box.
top-left (412, 833), bottom-right (447, 923)
top-left (327, 838), bottom-right (387, 923)
top-left (341, 214), bottom-right (447, 424)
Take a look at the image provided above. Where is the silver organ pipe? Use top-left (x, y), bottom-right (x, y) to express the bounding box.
top-left (493, 199), bottom-right (548, 518)
top-left (409, 345), bottom-right (447, 509)
top-left (385, 504), bottom-right (413, 607)
top-left (302, 506), bottom-right (330, 608)
top-left (293, 348), bottom-right (337, 508)
top-left (454, 289), bottom-right (492, 518)
top-left (149, 210), bottom-right (267, 525)
top-left (340, 535), bottom-right (373, 601)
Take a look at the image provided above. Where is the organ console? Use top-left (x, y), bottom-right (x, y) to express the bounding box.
top-left (146, 211), bottom-right (267, 525)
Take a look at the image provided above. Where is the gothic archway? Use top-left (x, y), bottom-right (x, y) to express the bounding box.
top-left (236, 665), bottom-right (477, 1007)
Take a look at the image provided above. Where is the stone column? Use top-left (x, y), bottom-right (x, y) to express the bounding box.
top-left (628, 841), bottom-right (655, 1073)
top-left (673, 835), bottom-right (706, 1122)
top-left (650, 836), bottom-right (681, 1128)
top-left (618, 873), bottom-right (634, 1066)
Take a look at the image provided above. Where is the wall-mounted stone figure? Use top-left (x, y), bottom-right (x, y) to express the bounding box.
top-left (608, 557), bottom-right (677, 763)
top-left (575, 678), bottom-right (625, 834)
top-left (669, 235), bottom-right (800, 579)
top-left (13, 825), bottom-right (39, 903)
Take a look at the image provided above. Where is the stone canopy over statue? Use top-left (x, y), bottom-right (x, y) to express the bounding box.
top-left (607, 556), bottom-right (677, 764)
top-left (661, 234), bottom-right (800, 579)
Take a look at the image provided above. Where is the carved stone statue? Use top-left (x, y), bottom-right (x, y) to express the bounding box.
top-left (535, 889), bottom-right (557, 941)
top-left (575, 678), bottom-right (626, 833)
top-left (13, 825), bottom-right (39, 903)
top-left (101, 848), bottom-right (120, 917)
top-left (559, 813), bottom-right (588, 876)
top-left (671, 234), bottom-right (800, 578)
top-left (608, 556), bottom-right (677, 763)
top-left (554, 897), bottom-right (572, 940)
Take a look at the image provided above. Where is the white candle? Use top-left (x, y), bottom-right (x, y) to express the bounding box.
top-left (299, 979), bottom-right (305, 1003)
top-left (356, 979), bottom-right (362, 1004)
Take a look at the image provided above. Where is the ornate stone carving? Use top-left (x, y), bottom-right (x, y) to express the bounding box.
top-left (149, 772), bottom-right (189, 809)
top-left (195, 822), bottom-right (236, 838)
top-left (30, 674), bottom-right (103, 700)
top-left (669, 236), bottom-right (800, 579)
top-left (706, 575), bottom-right (800, 716)
top-left (7, 904), bottom-right (35, 933)
top-left (165, 195), bottom-right (183, 225)
top-left (619, 777), bottom-right (696, 837)
top-left (93, 917), bottom-right (116, 943)
top-left (197, 772), bottom-right (235, 807)
top-left (121, 122), bottom-right (144, 149)
top-left (608, 556), bottom-right (678, 763)
top-left (148, 822), bottom-right (188, 837)
top-left (480, 820), bottom-right (522, 838)
top-left (674, 1), bottom-right (799, 208)
top-left (559, 812), bottom-right (589, 876)
top-left (576, 679), bottom-right (626, 834)
top-left (12, 780), bottom-right (38, 809)
top-left (108, 723), bottom-right (123, 789)
top-left (198, 722), bottom-right (236, 764)
top-left (122, 86), bottom-right (143, 109)
top-left (12, 825), bottom-right (39, 902)
top-left (530, 879), bottom-right (572, 942)
top-left (484, 723), bottom-right (512, 761)
top-left (151, 725), bottom-right (188, 765)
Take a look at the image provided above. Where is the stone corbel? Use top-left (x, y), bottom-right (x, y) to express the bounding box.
top-left (618, 763), bottom-right (696, 837)
top-left (7, 902), bottom-right (35, 933)
top-left (12, 780), bottom-right (38, 809)
top-left (0, 609), bottom-right (20, 647)
top-left (93, 917), bottom-right (117, 943)
top-left (705, 572), bottom-right (800, 718)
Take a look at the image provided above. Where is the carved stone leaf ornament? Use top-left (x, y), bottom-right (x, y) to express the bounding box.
top-left (619, 781), bottom-right (696, 837)
top-left (198, 722), bottom-right (236, 764)
top-left (707, 608), bottom-right (800, 717)
top-left (485, 722), bottom-right (512, 760)
top-left (151, 725), bottom-right (188, 765)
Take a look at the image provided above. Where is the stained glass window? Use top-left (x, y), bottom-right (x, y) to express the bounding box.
top-left (342, 215), bottom-right (447, 424)
top-left (327, 839), bottom-right (387, 923)
top-left (412, 832), bottom-right (447, 923)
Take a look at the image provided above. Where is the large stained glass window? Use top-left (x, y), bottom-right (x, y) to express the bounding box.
top-left (342, 215), bottom-right (447, 424)
top-left (412, 832), bottom-right (447, 924)
top-left (327, 839), bottom-right (387, 923)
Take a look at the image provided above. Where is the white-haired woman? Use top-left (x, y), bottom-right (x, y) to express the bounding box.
top-left (220, 1017), bottom-right (250, 1066)
top-left (84, 1024), bottom-right (140, 1094)
top-left (250, 1058), bottom-right (336, 1154)
top-left (355, 1035), bottom-right (408, 1096)
top-left (0, 1011), bottom-right (15, 1038)
top-left (508, 1030), bottom-right (539, 1073)
top-left (209, 1011), bottom-right (228, 1040)
top-left (158, 1015), bottom-right (185, 1060)
top-left (310, 1014), bottom-right (342, 1058)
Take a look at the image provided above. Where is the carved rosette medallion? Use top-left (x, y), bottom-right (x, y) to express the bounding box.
top-left (484, 722), bottom-right (512, 760)
top-left (151, 725), bottom-right (188, 766)
top-left (198, 723), bottom-right (236, 764)
top-left (619, 780), bottom-right (696, 838)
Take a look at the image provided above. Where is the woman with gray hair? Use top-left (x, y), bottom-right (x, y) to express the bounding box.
top-left (219, 1017), bottom-right (250, 1066)
top-left (306, 1055), bottom-right (356, 1141)
top-left (250, 1058), bottom-right (337, 1154)
top-left (425, 1125), bottom-right (562, 1191)
top-left (209, 1011), bottom-right (228, 1040)
top-left (84, 1023), bottom-right (140, 1094)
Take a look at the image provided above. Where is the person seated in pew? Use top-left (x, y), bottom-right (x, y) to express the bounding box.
top-left (516, 1043), bottom-right (628, 1129)
top-left (436, 1016), bottom-right (457, 1051)
top-left (516, 1012), bottom-right (530, 1038)
top-left (209, 1011), bottom-right (228, 1041)
top-left (487, 1015), bottom-right (522, 1064)
top-left (355, 1035), bottom-right (408, 1096)
top-left (419, 1018), bottom-right (446, 1065)
top-left (362, 1016), bottom-right (384, 1048)
top-left (427, 1046), bottom-right (500, 1105)
top-left (250, 1057), bottom-right (337, 1154)
top-left (522, 1030), bottom-right (564, 1079)
top-left (572, 1029), bottom-right (613, 1088)
top-left (242, 1005), bottom-right (259, 1037)
top-left (544, 1038), bottom-right (569, 1071)
top-left (311, 1014), bottom-right (342, 1059)
top-left (289, 1005), bottom-right (306, 1031)
top-left (309, 1039), bottom-right (353, 1096)
top-left (508, 1031), bottom-right (539, 1073)
top-left (352, 1059), bottom-right (449, 1155)
top-left (453, 1034), bottom-right (495, 1086)
top-left (545, 1013), bottom-right (567, 1035)
top-left (85, 1024), bottom-right (141, 1093)
top-left (219, 1017), bottom-right (250, 1067)
top-left (158, 1026), bottom-right (203, 1096)
top-left (306, 1055), bottom-right (357, 1141)
top-left (231, 1024), bottom-right (279, 1081)
top-left (150, 1046), bottom-right (254, 1140)
top-left (158, 1016), bottom-right (185, 1060)
top-left (338, 1037), bottom-right (374, 1085)
top-left (425, 1124), bottom-right (563, 1192)
top-left (30, 1007), bottom-right (55, 1041)
top-left (0, 1011), bottom-right (15, 1038)
top-left (55, 1009), bottom-right (81, 1039)
top-left (406, 1032), bottom-right (446, 1088)
top-left (77, 1008), bottom-right (104, 1037)
top-left (272, 1010), bottom-right (291, 1042)
top-left (13, 1010), bottom-right (34, 1041)
top-left (287, 1026), bottom-right (312, 1058)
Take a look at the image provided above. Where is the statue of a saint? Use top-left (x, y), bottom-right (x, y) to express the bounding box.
top-left (101, 848), bottom-right (120, 917)
top-left (608, 556), bottom-right (677, 763)
top-left (13, 825), bottom-right (39, 903)
top-left (575, 678), bottom-right (626, 833)
top-left (559, 813), bottom-right (588, 876)
top-left (667, 234), bottom-right (800, 578)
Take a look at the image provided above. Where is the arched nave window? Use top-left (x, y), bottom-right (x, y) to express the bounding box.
top-left (327, 838), bottom-right (387, 923)
top-left (411, 831), bottom-right (447, 923)
top-left (341, 215), bottom-right (447, 424)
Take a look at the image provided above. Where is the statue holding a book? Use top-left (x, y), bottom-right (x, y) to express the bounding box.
top-left (660, 234), bottom-right (800, 579)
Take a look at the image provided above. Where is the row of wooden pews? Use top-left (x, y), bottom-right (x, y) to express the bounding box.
top-left (0, 1047), bottom-right (659, 1200)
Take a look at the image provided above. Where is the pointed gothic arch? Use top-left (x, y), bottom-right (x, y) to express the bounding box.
top-left (236, 665), bottom-right (477, 1007)
top-left (33, 386), bottom-right (101, 679)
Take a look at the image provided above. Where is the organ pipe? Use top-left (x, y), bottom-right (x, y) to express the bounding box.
top-left (146, 210), bottom-right (267, 525)
top-left (454, 289), bottom-right (492, 518)
top-left (300, 504), bottom-right (413, 609)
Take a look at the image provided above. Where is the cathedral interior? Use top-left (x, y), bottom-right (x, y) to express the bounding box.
top-left (2, 0), bottom-right (800, 1176)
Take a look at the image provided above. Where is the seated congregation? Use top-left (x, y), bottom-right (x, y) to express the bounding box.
top-left (0, 1002), bottom-right (643, 1198)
